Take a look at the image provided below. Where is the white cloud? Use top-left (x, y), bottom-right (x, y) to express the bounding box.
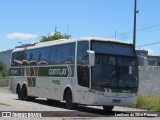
top-left (7, 32), bottom-right (38, 39)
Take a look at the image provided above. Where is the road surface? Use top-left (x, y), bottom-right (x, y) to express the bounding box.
top-left (0, 89), bottom-right (159, 120)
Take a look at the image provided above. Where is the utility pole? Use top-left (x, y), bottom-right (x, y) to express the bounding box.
top-left (133, 0), bottom-right (138, 48)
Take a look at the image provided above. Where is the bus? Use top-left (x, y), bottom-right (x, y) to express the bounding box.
top-left (9, 37), bottom-right (138, 111)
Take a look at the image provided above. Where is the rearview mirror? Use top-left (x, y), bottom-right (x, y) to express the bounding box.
top-left (87, 50), bottom-right (95, 66)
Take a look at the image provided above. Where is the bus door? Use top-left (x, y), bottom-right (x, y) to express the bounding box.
top-left (77, 41), bottom-right (90, 103)
top-left (77, 65), bottom-right (90, 103)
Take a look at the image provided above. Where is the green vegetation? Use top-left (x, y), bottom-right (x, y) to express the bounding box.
top-left (0, 61), bottom-right (9, 77)
top-left (0, 102), bottom-right (10, 106)
top-left (135, 95), bottom-right (160, 111)
top-left (40, 31), bottom-right (71, 42)
top-left (0, 77), bottom-right (9, 81)
top-left (0, 87), bottom-right (10, 93)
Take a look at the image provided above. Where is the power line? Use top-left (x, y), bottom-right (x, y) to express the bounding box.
top-left (137, 24), bottom-right (160, 32)
top-left (137, 27), bottom-right (160, 36)
top-left (106, 23), bottom-right (160, 49)
top-left (115, 27), bottom-right (160, 40)
top-left (107, 23), bottom-right (160, 38)
top-left (136, 41), bottom-right (160, 48)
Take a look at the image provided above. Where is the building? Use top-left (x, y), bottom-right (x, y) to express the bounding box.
top-left (136, 49), bottom-right (148, 57)
top-left (0, 50), bottom-right (12, 68)
top-left (136, 49), bottom-right (160, 66)
top-left (147, 55), bottom-right (160, 66)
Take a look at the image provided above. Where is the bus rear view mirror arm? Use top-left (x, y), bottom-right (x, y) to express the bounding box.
top-left (87, 50), bottom-right (95, 66)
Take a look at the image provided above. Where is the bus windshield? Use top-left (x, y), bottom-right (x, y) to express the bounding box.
top-left (118, 57), bottom-right (138, 88)
top-left (91, 41), bottom-right (138, 90)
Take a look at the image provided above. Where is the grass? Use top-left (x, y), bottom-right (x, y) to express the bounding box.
top-left (0, 76), bottom-right (9, 81)
top-left (0, 102), bottom-right (10, 106)
top-left (135, 95), bottom-right (160, 111)
top-left (0, 87), bottom-right (10, 93)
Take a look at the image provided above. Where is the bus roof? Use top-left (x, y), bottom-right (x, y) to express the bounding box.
top-left (12, 37), bottom-right (132, 52)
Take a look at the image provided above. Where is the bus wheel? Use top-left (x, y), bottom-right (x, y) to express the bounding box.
top-left (65, 89), bottom-right (76, 110)
top-left (22, 85), bottom-right (29, 101)
top-left (103, 106), bottom-right (114, 111)
top-left (17, 85), bottom-right (22, 100)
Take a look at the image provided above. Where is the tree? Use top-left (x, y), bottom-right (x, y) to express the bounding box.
top-left (0, 61), bottom-right (9, 77)
top-left (39, 31), bottom-right (71, 42)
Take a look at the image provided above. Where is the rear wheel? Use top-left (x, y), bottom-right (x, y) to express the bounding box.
top-left (22, 85), bottom-right (29, 101)
top-left (28, 96), bottom-right (35, 101)
top-left (103, 106), bottom-right (114, 111)
top-left (65, 89), bottom-right (76, 110)
top-left (17, 85), bottom-right (22, 100)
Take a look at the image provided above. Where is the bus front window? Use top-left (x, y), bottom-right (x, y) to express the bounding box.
top-left (118, 57), bottom-right (138, 88)
top-left (92, 55), bottom-right (117, 90)
top-left (91, 55), bottom-right (138, 91)
top-left (91, 41), bottom-right (138, 91)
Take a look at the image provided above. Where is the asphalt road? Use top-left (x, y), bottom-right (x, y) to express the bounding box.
top-left (0, 90), bottom-right (159, 120)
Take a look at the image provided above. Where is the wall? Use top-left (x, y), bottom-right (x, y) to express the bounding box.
top-left (0, 80), bottom-right (9, 87)
top-left (138, 66), bottom-right (160, 95)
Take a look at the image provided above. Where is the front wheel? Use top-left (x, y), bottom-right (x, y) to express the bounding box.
top-left (103, 106), bottom-right (114, 111)
top-left (65, 89), bottom-right (76, 110)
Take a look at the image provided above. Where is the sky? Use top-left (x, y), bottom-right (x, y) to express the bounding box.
top-left (0, 0), bottom-right (160, 55)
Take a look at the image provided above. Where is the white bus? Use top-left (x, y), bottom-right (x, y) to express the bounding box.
top-left (9, 37), bottom-right (138, 111)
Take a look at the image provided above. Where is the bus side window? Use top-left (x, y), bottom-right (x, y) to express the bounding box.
top-left (50, 45), bottom-right (63, 64)
top-left (29, 49), bottom-right (40, 65)
top-left (12, 52), bottom-right (23, 66)
top-left (11, 53), bottom-right (16, 66)
top-left (38, 47), bottom-right (50, 65)
top-left (77, 41), bottom-right (89, 65)
top-left (62, 43), bottom-right (75, 64)
top-left (77, 41), bottom-right (89, 87)
top-left (22, 52), bottom-right (29, 65)
top-left (22, 50), bottom-right (30, 66)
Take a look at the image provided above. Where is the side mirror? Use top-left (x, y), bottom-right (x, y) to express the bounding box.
top-left (87, 50), bottom-right (95, 66)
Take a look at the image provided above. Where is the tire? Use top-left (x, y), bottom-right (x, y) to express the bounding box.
top-left (28, 96), bottom-right (35, 101)
top-left (103, 106), bottom-right (114, 111)
top-left (17, 86), bottom-right (22, 100)
top-left (21, 86), bottom-right (29, 101)
top-left (65, 89), bottom-right (76, 110)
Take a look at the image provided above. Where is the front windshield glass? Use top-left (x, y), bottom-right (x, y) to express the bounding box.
top-left (91, 41), bottom-right (138, 89)
top-left (92, 55), bottom-right (138, 89)
top-left (118, 57), bottom-right (138, 87)
top-left (92, 55), bottom-right (117, 88)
